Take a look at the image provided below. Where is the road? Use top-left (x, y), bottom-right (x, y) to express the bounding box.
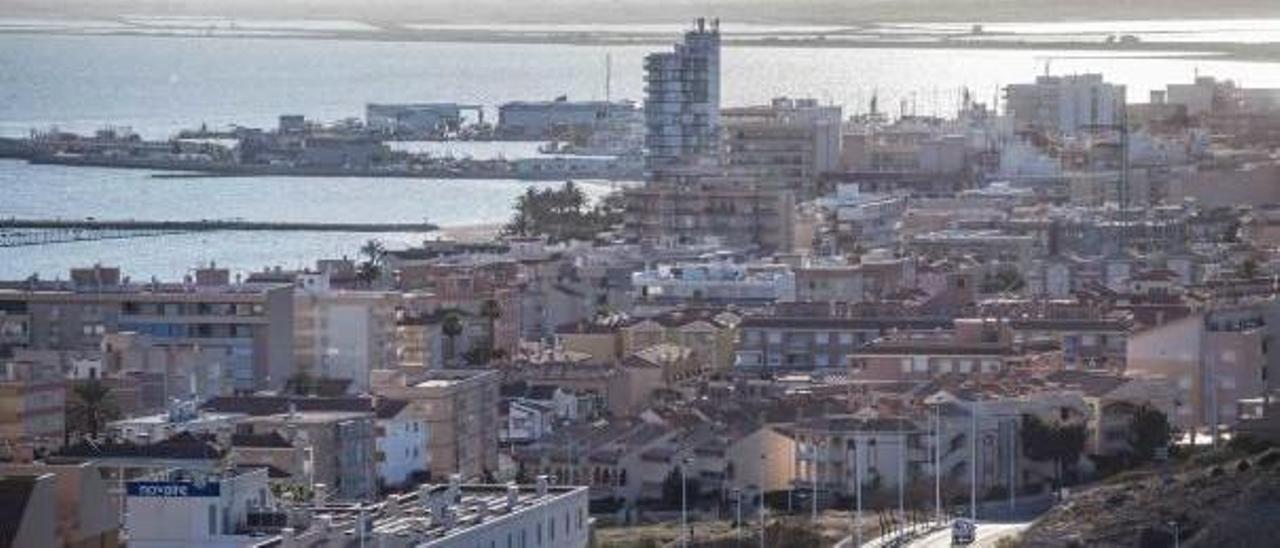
top-left (845, 520), bottom-right (1031, 548)
top-left (910, 521), bottom-right (1029, 547)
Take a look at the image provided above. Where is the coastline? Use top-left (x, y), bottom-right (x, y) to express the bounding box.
top-left (3, 26), bottom-right (1279, 63)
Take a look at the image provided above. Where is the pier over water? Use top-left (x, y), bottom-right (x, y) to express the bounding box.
top-left (0, 218), bottom-right (438, 248)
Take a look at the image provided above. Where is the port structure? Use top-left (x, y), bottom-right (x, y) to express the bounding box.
top-left (0, 218), bottom-right (438, 248)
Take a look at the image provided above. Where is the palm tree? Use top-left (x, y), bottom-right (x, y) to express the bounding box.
top-left (356, 239), bottom-right (386, 287)
top-left (66, 379), bottom-right (120, 443)
top-left (441, 311), bottom-right (465, 368)
top-left (480, 298), bottom-right (502, 353)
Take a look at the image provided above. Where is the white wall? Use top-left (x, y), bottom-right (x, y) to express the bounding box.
top-left (378, 417), bottom-right (429, 488)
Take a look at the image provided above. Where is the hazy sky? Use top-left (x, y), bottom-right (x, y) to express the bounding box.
top-left (2, 0), bottom-right (1277, 24)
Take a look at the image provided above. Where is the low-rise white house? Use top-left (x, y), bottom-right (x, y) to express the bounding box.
top-left (375, 398), bottom-right (429, 490)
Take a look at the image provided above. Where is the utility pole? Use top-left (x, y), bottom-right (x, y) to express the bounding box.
top-left (759, 452), bottom-right (767, 548)
top-left (933, 404), bottom-right (943, 526)
top-left (812, 439), bottom-right (821, 523)
top-left (971, 399), bottom-right (978, 522)
top-left (898, 416), bottom-right (906, 541)
top-left (1009, 417), bottom-right (1017, 516)
top-left (681, 456), bottom-right (691, 548)
top-left (855, 438), bottom-right (863, 548)
top-left (734, 488), bottom-right (742, 547)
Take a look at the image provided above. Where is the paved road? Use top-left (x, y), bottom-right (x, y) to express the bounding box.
top-left (908, 521), bottom-right (1030, 548)
top-left (844, 520), bottom-right (1031, 548)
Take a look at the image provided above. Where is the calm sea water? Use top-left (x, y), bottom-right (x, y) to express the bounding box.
top-left (0, 160), bottom-right (618, 280)
top-left (2, 31), bottom-right (1279, 279)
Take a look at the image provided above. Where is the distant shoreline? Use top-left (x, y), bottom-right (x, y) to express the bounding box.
top-left (3, 23), bottom-right (1280, 63)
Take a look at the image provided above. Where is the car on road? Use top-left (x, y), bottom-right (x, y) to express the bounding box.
top-left (952, 519), bottom-right (976, 545)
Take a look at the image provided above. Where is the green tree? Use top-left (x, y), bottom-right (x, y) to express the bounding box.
top-left (66, 379), bottom-right (120, 442)
top-left (441, 311), bottom-right (465, 368)
top-left (500, 182), bottom-right (622, 243)
top-left (1128, 404), bottom-right (1172, 462)
top-left (356, 238), bottom-right (386, 287)
top-left (1239, 256), bottom-right (1261, 279)
top-left (285, 371), bottom-right (316, 396)
top-left (1021, 413), bottom-right (1087, 489)
top-left (480, 298), bottom-right (502, 351)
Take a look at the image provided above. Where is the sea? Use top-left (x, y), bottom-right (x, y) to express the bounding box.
top-left (3, 22), bottom-right (1280, 280)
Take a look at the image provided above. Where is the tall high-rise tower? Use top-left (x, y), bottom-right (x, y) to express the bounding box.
top-left (644, 18), bottom-right (721, 173)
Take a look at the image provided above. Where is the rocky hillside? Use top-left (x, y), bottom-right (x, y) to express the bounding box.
top-left (1015, 448), bottom-right (1280, 547)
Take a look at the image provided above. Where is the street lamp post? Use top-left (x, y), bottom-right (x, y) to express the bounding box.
top-left (812, 438), bottom-right (822, 523)
top-left (971, 398), bottom-right (979, 522)
top-left (932, 402), bottom-right (943, 526)
top-left (898, 416), bottom-right (906, 541)
top-left (733, 488), bottom-right (743, 547)
top-left (681, 456), bottom-right (692, 548)
top-left (854, 438), bottom-right (863, 548)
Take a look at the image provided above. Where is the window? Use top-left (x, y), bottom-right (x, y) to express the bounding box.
top-left (839, 333), bottom-right (854, 345)
top-left (767, 331), bottom-right (782, 344)
top-left (815, 332), bottom-right (829, 345)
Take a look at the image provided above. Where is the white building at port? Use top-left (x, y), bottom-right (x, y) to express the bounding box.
top-left (644, 18), bottom-right (721, 171)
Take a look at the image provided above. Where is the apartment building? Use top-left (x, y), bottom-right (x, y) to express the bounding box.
top-left (1127, 305), bottom-right (1272, 435)
top-left (202, 396), bottom-right (378, 501)
top-left (644, 18), bottom-right (721, 172)
top-left (735, 313), bottom-right (951, 370)
top-left (834, 183), bottom-right (908, 251)
top-left (722, 97), bottom-right (842, 198)
top-left (0, 265), bottom-right (294, 392)
top-left (1005, 73), bottom-right (1126, 135)
top-left (371, 368), bottom-right (501, 480)
top-left (293, 271), bottom-right (400, 392)
top-left (0, 357), bottom-right (65, 460)
top-left (623, 177), bottom-right (798, 253)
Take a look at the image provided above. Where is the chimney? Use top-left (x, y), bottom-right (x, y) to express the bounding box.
top-left (535, 474), bottom-right (549, 496)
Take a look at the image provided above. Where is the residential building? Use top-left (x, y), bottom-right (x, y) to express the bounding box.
top-left (0, 355), bottom-right (65, 460)
top-left (623, 175), bottom-right (798, 252)
top-left (1005, 73), bottom-right (1126, 135)
top-left (631, 260), bottom-right (795, 307)
top-left (282, 479), bottom-right (590, 548)
top-left (1127, 306), bottom-right (1272, 436)
top-left (293, 271), bottom-right (400, 392)
top-left (201, 396), bottom-right (378, 500)
top-left (722, 97), bottom-right (842, 198)
top-left (644, 17), bottom-right (721, 172)
top-left (0, 473), bottom-right (58, 548)
top-left (371, 368), bottom-right (501, 480)
top-left (124, 468), bottom-right (281, 548)
top-left (375, 398), bottom-right (429, 490)
top-left (834, 183), bottom-right (908, 251)
top-left (735, 312), bottom-right (951, 370)
top-left (0, 461), bottom-right (120, 548)
top-left (0, 265), bottom-right (295, 392)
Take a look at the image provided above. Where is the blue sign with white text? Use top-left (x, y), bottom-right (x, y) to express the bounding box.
top-left (126, 481), bottom-right (221, 497)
